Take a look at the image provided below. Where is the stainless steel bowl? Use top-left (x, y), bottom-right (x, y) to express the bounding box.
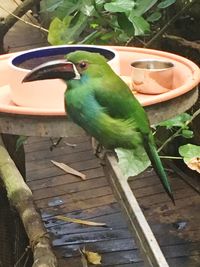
top-left (131, 59), bottom-right (174, 94)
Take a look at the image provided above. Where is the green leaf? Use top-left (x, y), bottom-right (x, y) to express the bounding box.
top-left (16, 136), bottom-right (28, 152)
top-left (104, 0), bottom-right (136, 13)
top-left (48, 13), bottom-right (88, 45)
top-left (40, 0), bottom-right (64, 13)
top-left (181, 129), bottom-right (194, 139)
top-left (118, 32), bottom-right (130, 42)
top-left (179, 144), bottom-right (200, 163)
top-left (115, 147), bottom-right (150, 178)
top-left (81, 0), bottom-right (95, 16)
top-left (100, 32), bottom-right (114, 41)
top-left (147, 11), bottom-right (162, 22)
top-left (41, 0), bottom-right (81, 19)
top-left (179, 144), bottom-right (200, 173)
top-left (131, 0), bottom-right (158, 16)
top-left (157, 113), bottom-right (192, 129)
top-left (128, 14), bottom-right (150, 36)
top-left (117, 13), bottom-right (135, 36)
top-left (48, 16), bottom-right (72, 45)
top-left (157, 0), bottom-right (176, 9)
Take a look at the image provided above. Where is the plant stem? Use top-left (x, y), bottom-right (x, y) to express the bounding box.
top-left (145, 0), bottom-right (197, 48)
top-left (160, 156), bottom-right (182, 160)
top-left (158, 108), bottom-right (200, 153)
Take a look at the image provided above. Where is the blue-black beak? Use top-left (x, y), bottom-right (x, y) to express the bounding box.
top-left (22, 59), bottom-right (80, 83)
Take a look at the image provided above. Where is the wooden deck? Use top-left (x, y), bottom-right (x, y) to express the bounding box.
top-left (24, 136), bottom-right (143, 267)
top-left (24, 136), bottom-right (200, 267)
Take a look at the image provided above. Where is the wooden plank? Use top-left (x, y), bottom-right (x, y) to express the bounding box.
top-left (57, 254), bottom-right (143, 267)
top-left (40, 194), bottom-right (116, 217)
top-left (47, 212), bottom-right (128, 236)
top-left (34, 185), bottom-right (112, 207)
top-left (27, 167), bottom-right (104, 190)
top-left (104, 153), bottom-right (170, 267)
top-left (167, 255), bottom-right (200, 267)
top-left (0, 113), bottom-right (86, 137)
top-left (32, 176), bottom-right (109, 201)
top-left (57, 238), bottom-right (137, 257)
top-left (26, 158), bottom-right (101, 181)
top-left (52, 228), bottom-right (132, 247)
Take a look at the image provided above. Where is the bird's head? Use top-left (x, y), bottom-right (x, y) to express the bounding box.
top-left (22, 51), bottom-right (111, 83)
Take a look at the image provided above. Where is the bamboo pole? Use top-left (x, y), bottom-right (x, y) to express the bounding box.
top-left (0, 135), bottom-right (58, 267)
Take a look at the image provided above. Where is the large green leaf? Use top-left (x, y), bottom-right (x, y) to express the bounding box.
top-left (157, 113), bottom-right (192, 129)
top-left (131, 0), bottom-right (158, 16)
top-left (48, 13), bottom-right (88, 45)
top-left (179, 144), bottom-right (200, 173)
top-left (48, 16), bottom-right (72, 45)
top-left (128, 14), bottom-right (150, 36)
top-left (158, 0), bottom-right (176, 9)
top-left (41, 0), bottom-right (81, 19)
top-left (179, 144), bottom-right (200, 163)
top-left (115, 147), bottom-right (150, 179)
top-left (104, 0), bottom-right (136, 13)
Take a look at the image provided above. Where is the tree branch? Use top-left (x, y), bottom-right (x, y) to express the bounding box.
top-left (0, 0), bottom-right (41, 35)
top-left (0, 135), bottom-right (58, 267)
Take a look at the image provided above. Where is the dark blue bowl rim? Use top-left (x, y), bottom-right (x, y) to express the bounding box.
top-left (12, 46), bottom-right (116, 68)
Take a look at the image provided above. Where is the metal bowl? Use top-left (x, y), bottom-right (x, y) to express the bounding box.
top-left (131, 59), bottom-right (174, 94)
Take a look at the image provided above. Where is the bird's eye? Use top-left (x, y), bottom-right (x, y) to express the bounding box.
top-left (79, 61), bottom-right (87, 69)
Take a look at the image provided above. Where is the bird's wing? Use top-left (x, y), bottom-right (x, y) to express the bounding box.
top-left (94, 75), bottom-right (150, 135)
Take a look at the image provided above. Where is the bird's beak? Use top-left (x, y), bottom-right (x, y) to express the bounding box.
top-left (22, 59), bottom-right (80, 83)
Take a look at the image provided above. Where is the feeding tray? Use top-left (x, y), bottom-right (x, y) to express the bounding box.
top-left (0, 46), bottom-right (199, 116)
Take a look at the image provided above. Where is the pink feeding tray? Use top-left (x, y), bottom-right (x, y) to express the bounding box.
top-left (0, 46), bottom-right (199, 116)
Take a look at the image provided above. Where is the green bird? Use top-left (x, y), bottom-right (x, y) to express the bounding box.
top-left (23, 50), bottom-right (174, 203)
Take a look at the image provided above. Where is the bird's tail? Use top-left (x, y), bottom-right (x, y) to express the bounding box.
top-left (144, 135), bottom-right (175, 204)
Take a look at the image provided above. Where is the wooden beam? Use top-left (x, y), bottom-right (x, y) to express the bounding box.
top-left (104, 153), bottom-right (170, 267)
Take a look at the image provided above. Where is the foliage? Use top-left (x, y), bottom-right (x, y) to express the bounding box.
top-left (179, 144), bottom-right (200, 162)
top-left (179, 144), bottom-right (200, 173)
top-left (115, 146), bottom-right (150, 178)
top-left (156, 111), bottom-right (200, 174)
top-left (156, 112), bottom-right (194, 139)
top-left (40, 0), bottom-right (177, 45)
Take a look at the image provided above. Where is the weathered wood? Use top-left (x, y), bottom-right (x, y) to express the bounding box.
top-left (24, 135), bottom-right (200, 267)
top-left (146, 88), bottom-right (198, 125)
top-left (0, 113), bottom-right (86, 137)
top-left (0, 135), bottom-right (58, 267)
top-left (104, 153), bottom-right (170, 267)
top-left (27, 158), bottom-right (101, 180)
top-left (27, 167), bottom-right (104, 191)
top-left (41, 194), bottom-right (116, 217)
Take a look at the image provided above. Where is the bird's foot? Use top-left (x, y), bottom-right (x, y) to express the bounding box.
top-left (91, 137), bottom-right (110, 160)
